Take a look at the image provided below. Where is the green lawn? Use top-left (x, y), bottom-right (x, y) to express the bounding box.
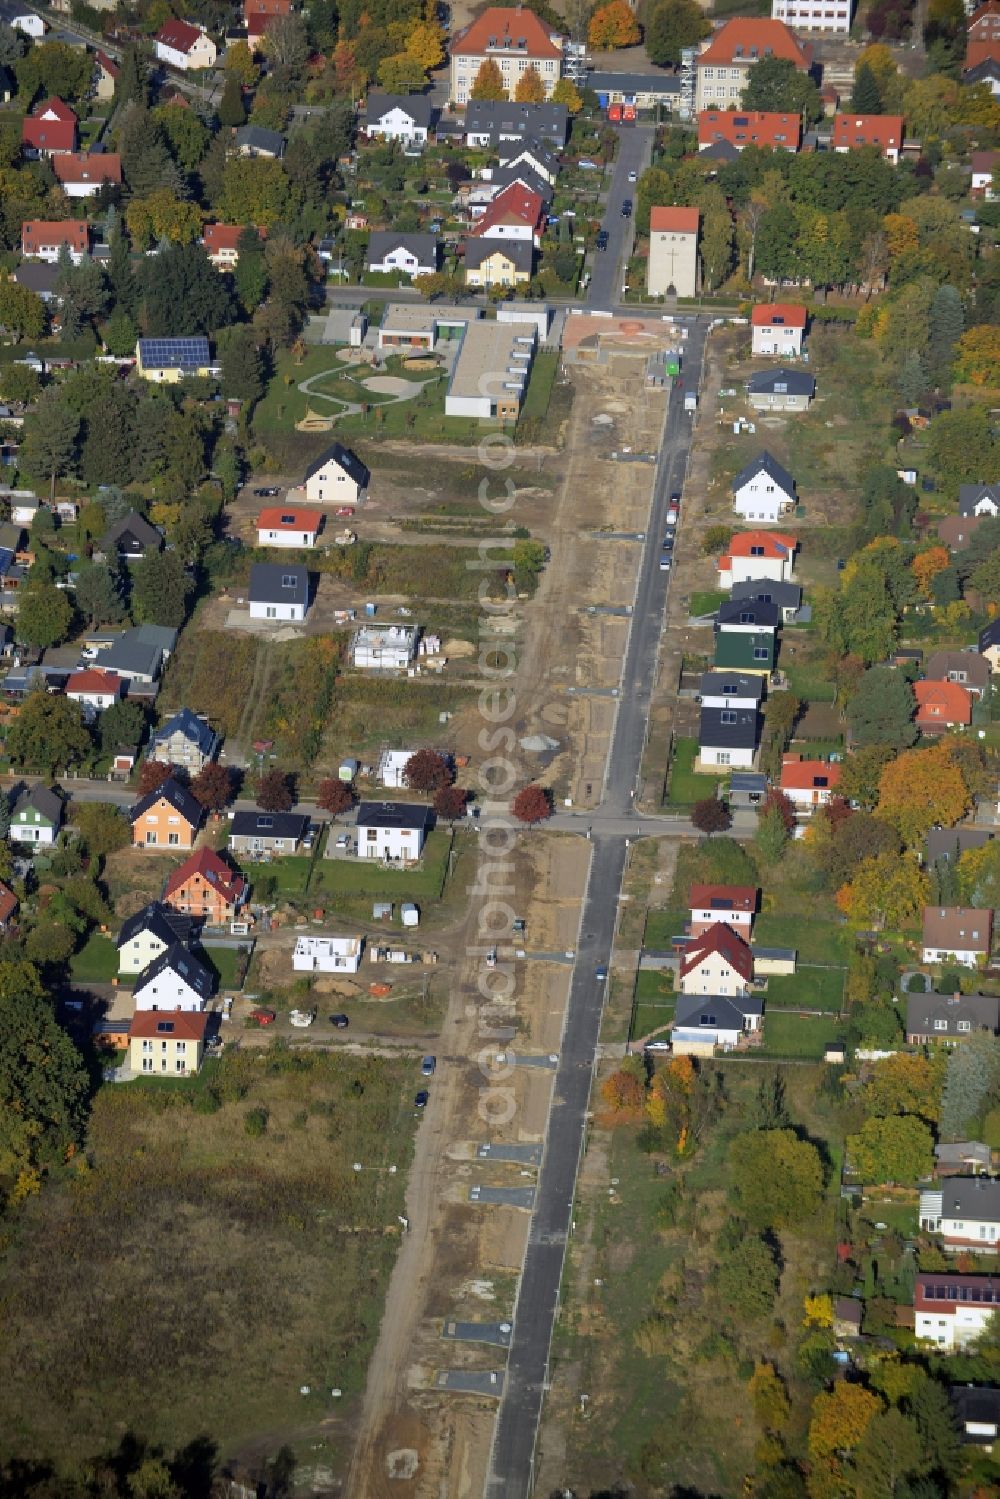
top-left (764, 966), bottom-right (845, 1013)
top-left (783, 661), bottom-right (837, 703)
top-left (70, 934), bottom-right (119, 983)
top-left (632, 968), bottom-right (676, 1041)
top-left (196, 944), bottom-right (249, 992)
top-left (643, 909), bottom-right (689, 948)
top-left (246, 828), bottom-right (454, 906)
top-left (667, 737), bottom-right (727, 807)
top-left (754, 914), bottom-right (853, 964)
top-left (519, 349), bottom-right (560, 423)
top-left (689, 590), bottom-right (727, 618)
top-left (757, 1011), bottom-right (842, 1058)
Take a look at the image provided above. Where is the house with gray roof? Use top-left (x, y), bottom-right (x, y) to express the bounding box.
top-left (746, 368), bottom-right (815, 413)
top-left (462, 100), bottom-right (568, 148)
top-left (150, 708), bottom-right (220, 771)
top-left (101, 627), bottom-right (168, 684)
top-left (698, 704), bottom-right (761, 771)
top-left (959, 483), bottom-right (1000, 519)
top-left (133, 942), bottom-right (214, 1012)
top-left (248, 563), bottom-right (310, 623)
top-left (584, 70), bottom-right (681, 110)
top-left (229, 810), bottom-right (310, 856)
top-left (732, 451), bottom-right (797, 524)
top-left (925, 826), bottom-right (993, 867)
top-left (11, 784), bottom-right (63, 845)
top-left (488, 161), bottom-right (553, 203)
top-left (730, 578), bottom-right (802, 620)
top-left (101, 510), bottom-right (163, 561)
top-left (906, 990), bottom-right (999, 1044)
top-left (364, 91), bottom-right (434, 143)
top-left (234, 124), bottom-right (285, 158)
top-left (673, 991), bottom-right (763, 1052)
top-left (496, 137), bottom-right (559, 185)
top-left (303, 441), bottom-right (369, 505)
top-left (116, 901), bottom-right (195, 975)
top-left (919, 1176), bottom-right (1000, 1251)
top-left (13, 261), bottom-right (60, 300)
top-left (366, 231), bottom-right (439, 279)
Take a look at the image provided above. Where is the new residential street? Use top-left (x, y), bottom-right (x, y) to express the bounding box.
top-left (486, 317), bottom-right (708, 1498)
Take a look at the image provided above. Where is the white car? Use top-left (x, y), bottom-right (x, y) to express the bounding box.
top-left (627, 169), bottom-right (638, 182)
top-left (289, 1009), bottom-right (315, 1028)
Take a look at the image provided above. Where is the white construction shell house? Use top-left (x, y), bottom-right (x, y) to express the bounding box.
top-left (352, 623), bottom-right (418, 670)
top-left (292, 935), bottom-right (364, 974)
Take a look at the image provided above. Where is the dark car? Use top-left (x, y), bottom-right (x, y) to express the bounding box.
top-left (662, 533), bottom-right (674, 551)
top-left (596, 229), bottom-right (609, 251)
top-left (414, 1089), bottom-right (429, 1109)
top-left (329, 1013), bottom-right (349, 1029)
top-left (254, 486), bottom-right (280, 497)
top-left (595, 964), bottom-right (608, 981)
top-left (670, 491), bottom-right (682, 504)
top-left (621, 198), bottom-right (632, 218)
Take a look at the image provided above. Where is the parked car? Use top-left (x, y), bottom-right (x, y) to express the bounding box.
top-left (666, 506), bottom-right (679, 526)
top-left (289, 1009), bottom-right (315, 1028)
top-left (670, 491), bottom-right (682, 505)
top-left (414, 1089), bottom-right (429, 1109)
top-left (329, 1013), bottom-right (349, 1029)
top-left (421, 1055), bottom-right (436, 1076)
top-left (254, 486), bottom-right (280, 497)
top-left (659, 554), bottom-right (672, 571)
top-left (302, 826), bottom-right (316, 851)
top-left (662, 534), bottom-right (674, 551)
top-left (335, 506), bottom-right (355, 517)
top-left (335, 832), bottom-right (351, 850)
top-left (249, 1008), bottom-right (276, 1026)
top-left (627, 169), bottom-right (638, 182)
top-left (595, 964), bottom-right (608, 981)
top-left (596, 229), bottom-right (609, 251)
top-left (621, 198), bottom-right (632, 218)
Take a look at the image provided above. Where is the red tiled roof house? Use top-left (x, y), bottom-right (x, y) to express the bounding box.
top-left (751, 303), bottom-right (807, 357)
top-left (53, 151), bottom-right (122, 198)
top-left (914, 679), bottom-right (972, 733)
top-left (680, 921), bottom-right (754, 996)
top-left (257, 506), bottom-right (323, 548)
top-left (717, 530), bottom-right (798, 587)
top-left (698, 110), bottom-right (802, 153)
top-left (155, 18), bottom-right (218, 70)
top-left (648, 205), bottom-right (700, 298)
top-left (450, 5), bottom-right (564, 106)
top-left (21, 219), bottom-right (90, 264)
top-left (780, 754), bottom-right (841, 814)
top-left (21, 97), bottom-right (77, 156)
top-left (831, 113), bottom-right (905, 164)
top-left (689, 883), bottom-right (758, 937)
top-left (163, 847), bottom-right (248, 926)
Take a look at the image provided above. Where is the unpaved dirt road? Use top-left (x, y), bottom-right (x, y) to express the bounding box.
top-left (345, 358), bottom-right (670, 1499)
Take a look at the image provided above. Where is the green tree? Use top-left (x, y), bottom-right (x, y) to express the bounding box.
top-left (847, 1114), bottom-right (934, 1185)
top-left (98, 699), bottom-right (146, 754)
top-left (755, 805), bottom-right (789, 868)
top-left (927, 283), bottom-right (964, 384)
top-left (714, 1233), bottom-right (780, 1319)
top-left (928, 404), bottom-right (995, 496)
top-left (16, 39), bottom-right (92, 101)
top-left (118, 103), bottom-right (181, 199)
top-left (941, 1031), bottom-right (1000, 1139)
top-left (80, 379), bottom-right (138, 487)
top-left (218, 72), bottom-right (247, 128)
top-left (221, 327), bottom-right (265, 403)
top-left (850, 60), bottom-right (883, 112)
top-left (74, 561), bottom-right (124, 628)
top-left (219, 156), bottom-right (294, 228)
top-left (0, 279), bottom-right (45, 345)
top-left (17, 584), bottom-right (73, 649)
top-left (115, 44), bottom-right (149, 108)
top-left (7, 690), bottom-right (90, 773)
top-left (0, 363), bottom-right (39, 406)
top-left (853, 1409), bottom-right (927, 1499)
top-left (846, 666), bottom-right (917, 749)
top-left (103, 307), bottom-right (138, 358)
top-left (742, 56), bottom-right (822, 123)
top-left (233, 226), bottom-right (268, 312)
top-left (645, 0), bottom-right (710, 65)
top-left (141, 243), bottom-right (234, 338)
top-left (378, 51), bottom-right (429, 91)
top-left (72, 800), bottom-right (131, 857)
top-left (728, 1128), bottom-right (824, 1229)
top-left (469, 57), bottom-right (506, 100)
top-left (957, 840), bottom-right (1000, 908)
top-left (19, 389), bottom-right (80, 503)
top-left (130, 549), bottom-right (193, 628)
top-left (155, 101), bottom-right (211, 172)
top-left (0, 981), bottom-right (89, 1190)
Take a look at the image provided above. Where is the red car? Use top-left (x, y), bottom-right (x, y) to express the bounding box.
top-left (335, 506), bottom-right (355, 517)
top-left (249, 1008), bottom-right (276, 1026)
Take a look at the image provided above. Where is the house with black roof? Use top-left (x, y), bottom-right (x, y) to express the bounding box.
top-left (906, 990), bottom-right (1000, 1045)
top-left (698, 703), bottom-right (761, 771)
top-left (117, 901), bottom-right (195, 975)
top-left (129, 776), bottom-right (203, 850)
top-left (951, 1385), bottom-right (1000, 1446)
top-left (366, 231), bottom-right (439, 279)
top-left (234, 124), bottom-right (285, 158)
top-left (732, 452), bottom-right (797, 524)
top-left (133, 942), bottom-right (213, 1012)
top-left (496, 137), bottom-right (559, 185)
top-left (462, 100), bottom-right (568, 148)
top-left (248, 562), bottom-right (310, 623)
top-left (364, 91), bottom-right (434, 143)
top-left (303, 441), bottom-right (369, 506)
top-left (746, 368), bottom-right (815, 413)
top-left (101, 510), bottom-right (163, 561)
top-left (229, 810), bottom-right (310, 856)
top-left (356, 801), bottom-right (433, 862)
top-left (716, 598), bottom-right (781, 634)
top-left (960, 483), bottom-right (1000, 518)
top-left (730, 578), bottom-right (802, 620)
top-left (151, 707), bottom-right (220, 771)
top-left (11, 784), bottom-right (63, 845)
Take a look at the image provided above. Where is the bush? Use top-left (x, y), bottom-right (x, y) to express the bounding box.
top-left (244, 1106), bottom-right (269, 1137)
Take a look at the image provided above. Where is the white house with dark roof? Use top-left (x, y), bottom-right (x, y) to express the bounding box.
top-left (919, 1178), bottom-right (1000, 1253)
top-left (364, 91), bottom-right (433, 143)
top-left (302, 442), bottom-right (368, 505)
top-left (673, 992), bottom-right (763, 1053)
top-left (366, 232), bottom-right (439, 279)
top-left (117, 902), bottom-right (195, 975)
top-left (906, 990), bottom-right (999, 1044)
top-left (248, 563), bottom-right (309, 623)
top-left (133, 943), bottom-right (214, 1011)
top-left (732, 452), bottom-right (797, 523)
top-left (151, 708), bottom-right (219, 770)
top-left (746, 368), bottom-right (815, 413)
top-left (959, 483), bottom-right (1000, 518)
top-left (356, 801), bottom-right (433, 862)
top-left (11, 784), bottom-right (63, 844)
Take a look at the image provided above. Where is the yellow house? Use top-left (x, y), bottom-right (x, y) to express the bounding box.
top-left (129, 1008), bottom-right (208, 1076)
top-left (134, 336), bottom-right (213, 383)
top-left (464, 239), bottom-right (533, 289)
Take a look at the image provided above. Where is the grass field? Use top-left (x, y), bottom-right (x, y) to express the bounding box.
top-left (689, 590), bottom-right (727, 618)
top-left (667, 737), bottom-right (727, 807)
top-left (631, 969), bottom-right (676, 1040)
top-left (764, 965), bottom-right (845, 1012)
top-left (197, 944), bottom-right (248, 991)
top-left (0, 1048), bottom-right (418, 1477)
top-left (757, 1010), bottom-right (842, 1058)
top-left (643, 909), bottom-right (688, 948)
top-left (159, 629), bottom-right (260, 741)
top-left (518, 350), bottom-right (559, 423)
top-left (70, 933), bottom-right (119, 983)
top-left (753, 914), bottom-right (853, 964)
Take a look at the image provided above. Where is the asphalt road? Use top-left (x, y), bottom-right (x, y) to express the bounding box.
top-left (585, 124), bottom-right (653, 312)
top-left (485, 320), bottom-right (708, 1499)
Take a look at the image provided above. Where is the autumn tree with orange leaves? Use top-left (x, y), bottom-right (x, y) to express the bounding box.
top-left (876, 739), bottom-right (970, 847)
top-left (911, 545), bottom-right (950, 597)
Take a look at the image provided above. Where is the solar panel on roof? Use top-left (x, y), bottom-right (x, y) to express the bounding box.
top-left (138, 336), bottom-right (210, 369)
